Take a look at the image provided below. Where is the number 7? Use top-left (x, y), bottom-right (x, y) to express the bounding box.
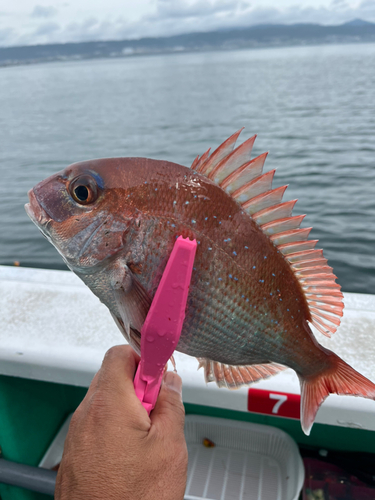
top-left (269, 393), bottom-right (288, 414)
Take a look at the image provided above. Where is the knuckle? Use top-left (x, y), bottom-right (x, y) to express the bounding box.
top-left (103, 345), bottom-right (122, 361)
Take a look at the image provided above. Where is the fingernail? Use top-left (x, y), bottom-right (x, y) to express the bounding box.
top-left (164, 371), bottom-right (182, 396)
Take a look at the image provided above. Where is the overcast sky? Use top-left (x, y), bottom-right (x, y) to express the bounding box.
top-left (1, 0), bottom-right (374, 48)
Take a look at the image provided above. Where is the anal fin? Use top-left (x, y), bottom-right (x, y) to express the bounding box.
top-left (197, 358), bottom-right (286, 389)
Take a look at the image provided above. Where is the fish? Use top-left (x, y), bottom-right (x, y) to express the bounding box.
top-left (25, 129), bottom-right (375, 435)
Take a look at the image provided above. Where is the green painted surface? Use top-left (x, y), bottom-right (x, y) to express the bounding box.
top-left (0, 375), bottom-right (86, 500)
top-left (0, 375), bottom-right (374, 499)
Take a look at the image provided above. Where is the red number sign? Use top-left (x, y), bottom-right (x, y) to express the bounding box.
top-left (248, 388), bottom-right (300, 419)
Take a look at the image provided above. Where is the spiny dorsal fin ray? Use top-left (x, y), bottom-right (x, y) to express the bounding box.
top-left (194, 148), bottom-right (211, 172)
top-left (191, 155), bottom-right (200, 170)
top-left (199, 128), bottom-right (243, 175)
top-left (270, 227), bottom-right (312, 245)
top-left (209, 135), bottom-right (257, 184)
top-left (243, 186), bottom-right (288, 216)
top-left (221, 153), bottom-right (268, 194)
top-left (192, 130), bottom-right (344, 338)
top-left (262, 215), bottom-right (306, 235)
top-left (233, 169), bottom-right (275, 204)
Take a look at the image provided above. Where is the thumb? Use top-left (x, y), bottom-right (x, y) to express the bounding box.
top-left (151, 371), bottom-right (185, 433)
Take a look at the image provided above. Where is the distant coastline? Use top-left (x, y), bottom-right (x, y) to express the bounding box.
top-left (1, 19), bottom-right (375, 68)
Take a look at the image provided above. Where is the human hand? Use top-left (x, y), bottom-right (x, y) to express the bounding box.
top-left (55, 345), bottom-right (188, 500)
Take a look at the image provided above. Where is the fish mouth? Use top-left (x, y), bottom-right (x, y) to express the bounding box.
top-left (25, 188), bottom-right (51, 228)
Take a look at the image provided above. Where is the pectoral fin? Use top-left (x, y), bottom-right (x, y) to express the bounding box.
top-left (110, 264), bottom-right (152, 353)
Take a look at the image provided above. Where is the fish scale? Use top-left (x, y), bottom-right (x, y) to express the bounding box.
top-left (25, 132), bottom-right (375, 434)
top-left (133, 202), bottom-right (311, 367)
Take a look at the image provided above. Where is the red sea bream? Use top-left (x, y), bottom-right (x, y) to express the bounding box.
top-left (25, 129), bottom-right (375, 434)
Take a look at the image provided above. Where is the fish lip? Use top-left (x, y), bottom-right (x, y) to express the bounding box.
top-left (25, 188), bottom-right (51, 227)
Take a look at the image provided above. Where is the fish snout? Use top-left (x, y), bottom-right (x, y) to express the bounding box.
top-left (25, 188), bottom-right (51, 226)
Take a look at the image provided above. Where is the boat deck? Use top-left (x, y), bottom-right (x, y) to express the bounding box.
top-left (1, 265), bottom-right (375, 499)
top-left (1, 264), bottom-right (375, 431)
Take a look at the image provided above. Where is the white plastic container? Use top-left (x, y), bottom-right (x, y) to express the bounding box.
top-left (184, 416), bottom-right (304, 500)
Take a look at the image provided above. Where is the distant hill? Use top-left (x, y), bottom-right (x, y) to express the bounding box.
top-left (343, 18), bottom-right (375, 27)
top-left (1, 20), bottom-right (375, 67)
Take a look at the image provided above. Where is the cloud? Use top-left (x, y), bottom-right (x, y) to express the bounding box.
top-left (0, 27), bottom-right (14, 44)
top-left (136, 0), bottom-right (375, 38)
top-left (31, 5), bottom-right (58, 18)
top-left (331, 0), bottom-right (348, 6)
top-left (34, 22), bottom-right (60, 36)
top-left (1, 0), bottom-right (375, 47)
top-left (153, 0), bottom-right (250, 19)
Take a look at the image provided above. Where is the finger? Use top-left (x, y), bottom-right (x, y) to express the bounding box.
top-left (151, 371), bottom-right (185, 436)
top-left (98, 344), bottom-right (140, 396)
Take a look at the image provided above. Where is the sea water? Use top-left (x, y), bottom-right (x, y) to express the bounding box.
top-left (1, 43), bottom-right (374, 293)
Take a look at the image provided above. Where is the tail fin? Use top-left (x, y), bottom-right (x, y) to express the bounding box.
top-left (299, 351), bottom-right (375, 435)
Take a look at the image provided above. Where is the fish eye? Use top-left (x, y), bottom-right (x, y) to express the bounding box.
top-left (70, 175), bottom-right (98, 205)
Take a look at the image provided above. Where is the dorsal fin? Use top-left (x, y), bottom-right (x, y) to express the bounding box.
top-left (191, 131), bottom-right (344, 338)
top-left (194, 148), bottom-right (211, 172)
top-left (198, 128), bottom-right (243, 175)
top-left (209, 135), bottom-right (257, 184)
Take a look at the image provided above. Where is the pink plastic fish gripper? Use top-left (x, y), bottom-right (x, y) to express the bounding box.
top-left (133, 236), bottom-right (197, 414)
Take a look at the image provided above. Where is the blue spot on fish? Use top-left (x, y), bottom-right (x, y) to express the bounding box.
top-left (229, 274), bottom-right (232, 278)
top-left (233, 251), bottom-right (237, 256)
top-left (185, 201), bottom-right (189, 205)
top-left (155, 188), bottom-right (158, 191)
top-left (253, 266), bottom-right (256, 269)
top-left (272, 273), bottom-right (275, 277)
top-left (90, 171), bottom-right (105, 189)
top-left (245, 246), bottom-right (249, 249)
top-left (264, 256), bottom-right (267, 259)
top-left (205, 217), bottom-right (208, 220)
top-left (191, 219), bottom-right (196, 224)
top-left (171, 224), bottom-right (175, 228)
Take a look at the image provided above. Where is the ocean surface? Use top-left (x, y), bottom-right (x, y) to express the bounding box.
top-left (0, 43), bottom-right (374, 294)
